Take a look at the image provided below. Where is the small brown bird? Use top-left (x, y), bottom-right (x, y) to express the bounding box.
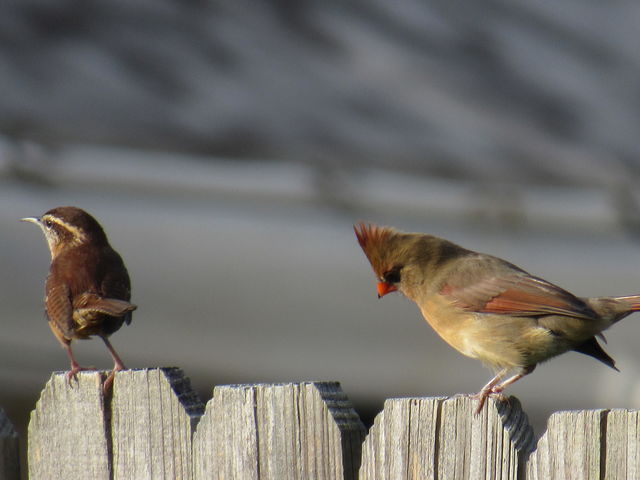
top-left (22, 206), bottom-right (136, 391)
top-left (354, 222), bottom-right (640, 413)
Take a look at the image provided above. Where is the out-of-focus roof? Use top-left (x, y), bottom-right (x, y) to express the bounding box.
top-left (0, 0), bottom-right (639, 187)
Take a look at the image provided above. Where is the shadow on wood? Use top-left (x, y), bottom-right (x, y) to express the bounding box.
top-left (0, 406), bottom-right (19, 480)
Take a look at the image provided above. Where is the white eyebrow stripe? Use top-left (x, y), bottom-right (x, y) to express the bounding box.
top-left (41, 214), bottom-right (88, 244)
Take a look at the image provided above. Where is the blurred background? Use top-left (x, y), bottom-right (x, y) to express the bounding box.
top-left (3, 0), bottom-right (640, 470)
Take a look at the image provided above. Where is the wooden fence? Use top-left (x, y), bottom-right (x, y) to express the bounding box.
top-left (0, 367), bottom-right (638, 479)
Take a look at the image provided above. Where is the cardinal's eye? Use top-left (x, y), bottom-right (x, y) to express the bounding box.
top-left (382, 267), bottom-right (401, 284)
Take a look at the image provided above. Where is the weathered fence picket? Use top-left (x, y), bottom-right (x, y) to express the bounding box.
top-left (28, 372), bottom-right (110, 479)
top-left (604, 409), bottom-right (640, 479)
top-left (11, 368), bottom-right (640, 479)
top-left (111, 368), bottom-right (203, 479)
top-left (359, 395), bottom-right (534, 480)
top-left (192, 382), bottom-right (366, 479)
top-left (527, 408), bottom-right (640, 480)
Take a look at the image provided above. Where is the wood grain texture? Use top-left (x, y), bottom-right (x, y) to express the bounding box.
top-left (111, 368), bottom-right (204, 480)
top-left (604, 409), bottom-right (640, 480)
top-left (28, 372), bottom-right (110, 480)
top-left (0, 406), bottom-right (19, 480)
top-left (192, 382), bottom-right (365, 480)
top-left (359, 396), bottom-right (444, 480)
top-left (193, 384), bottom-right (260, 480)
top-left (359, 395), bottom-right (535, 480)
top-left (24, 374), bottom-right (640, 480)
top-left (526, 409), bottom-right (605, 480)
top-left (527, 408), bottom-right (640, 480)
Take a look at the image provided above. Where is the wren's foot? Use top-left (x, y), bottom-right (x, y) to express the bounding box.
top-left (102, 372), bottom-right (115, 394)
top-left (63, 344), bottom-right (96, 385)
top-left (100, 337), bottom-right (127, 394)
top-left (101, 363), bottom-right (126, 394)
top-left (65, 364), bottom-right (96, 386)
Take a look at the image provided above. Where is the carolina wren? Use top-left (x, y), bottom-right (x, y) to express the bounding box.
top-left (22, 206), bottom-right (136, 391)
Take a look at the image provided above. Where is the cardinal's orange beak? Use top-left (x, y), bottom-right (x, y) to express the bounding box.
top-left (377, 281), bottom-right (398, 298)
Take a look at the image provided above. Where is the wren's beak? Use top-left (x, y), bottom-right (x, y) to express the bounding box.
top-left (377, 281), bottom-right (398, 298)
top-left (20, 217), bottom-right (41, 225)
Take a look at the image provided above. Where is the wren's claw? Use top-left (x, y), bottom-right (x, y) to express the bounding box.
top-left (100, 337), bottom-right (127, 394)
top-left (102, 371), bottom-right (115, 394)
top-left (65, 363), bottom-right (96, 386)
top-left (102, 363), bottom-right (126, 394)
top-left (63, 343), bottom-right (96, 386)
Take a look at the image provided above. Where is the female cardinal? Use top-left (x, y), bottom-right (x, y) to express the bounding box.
top-left (354, 222), bottom-right (640, 413)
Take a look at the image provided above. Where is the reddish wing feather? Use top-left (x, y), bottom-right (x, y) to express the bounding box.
top-left (482, 287), bottom-right (585, 317)
top-left (443, 273), bottom-right (597, 319)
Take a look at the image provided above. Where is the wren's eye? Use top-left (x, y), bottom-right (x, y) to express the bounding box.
top-left (382, 267), bottom-right (402, 284)
top-left (43, 219), bottom-right (54, 229)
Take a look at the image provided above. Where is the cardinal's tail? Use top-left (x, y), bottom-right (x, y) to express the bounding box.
top-left (614, 295), bottom-right (640, 311)
top-left (585, 295), bottom-right (640, 324)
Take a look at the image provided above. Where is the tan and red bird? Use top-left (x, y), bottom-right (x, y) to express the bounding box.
top-left (23, 206), bottom-right (136, 392)
top-left (354, 222), bottom-right (640, 413)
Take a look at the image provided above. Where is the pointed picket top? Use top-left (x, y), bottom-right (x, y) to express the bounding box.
top-left (359, 396), bottom-right (445, 480)
top-left (193, 384), bottom-right (260, 480)
top-left (28, 372), bottom-right (110, 480)
top-left (360, 395), bottom-right (535, 480)
top-left (25, 372), bottom-right (640, 480)
top-left (193, 381), bottom-right (366, 480)
top-left (111, 368), bottom-right (204, 480)
top-left (527, 408), bottom-right (640, 480)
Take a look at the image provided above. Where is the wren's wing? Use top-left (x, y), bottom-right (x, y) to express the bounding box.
top-left (44, 281), bottom-right (75, 339)
top-left (440, 255), bottom-right (597, 320)
top-left (98, 247), bottom-right (134, 325)
top-left (73, 292), bottom-right (137, 318)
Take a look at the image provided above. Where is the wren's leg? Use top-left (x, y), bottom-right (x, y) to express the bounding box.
top-left (101, 337), bottom-right (126, 393)
top-left (474, 368), bottom-right (509, 414)
top-left (63, 342), bottom-right (95, 385)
